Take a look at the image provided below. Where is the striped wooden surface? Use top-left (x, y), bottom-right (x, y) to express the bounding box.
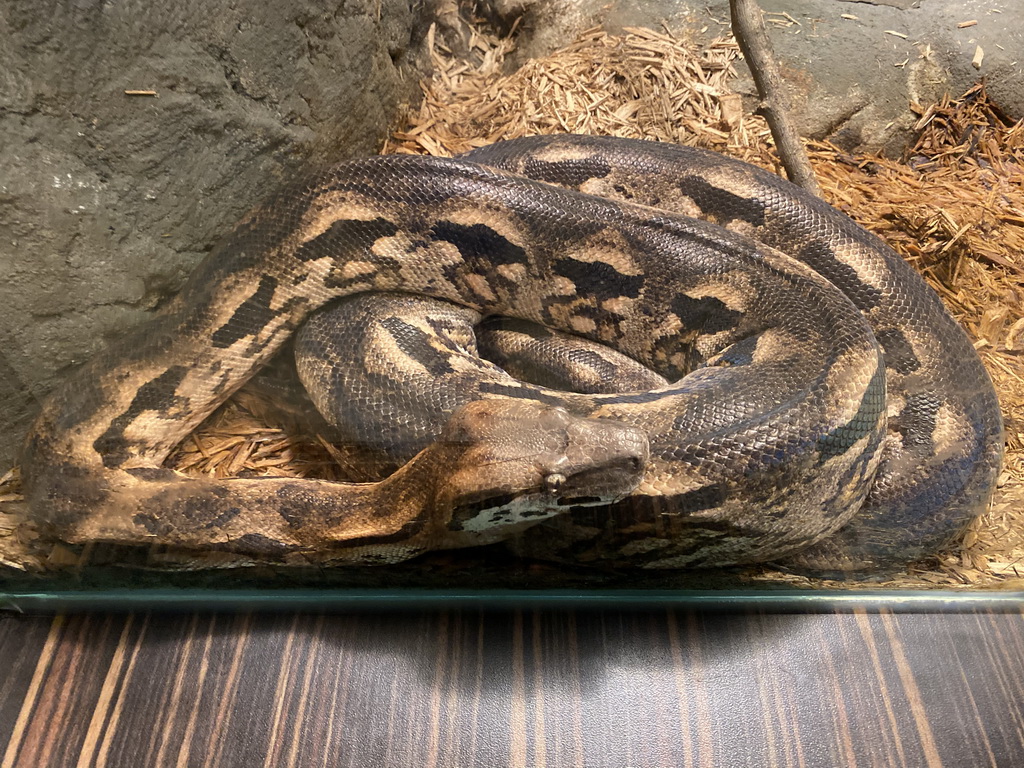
top-left (1, 609), bottom-right (1023, 767)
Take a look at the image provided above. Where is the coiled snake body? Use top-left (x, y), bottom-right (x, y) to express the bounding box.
top-left (21, 135), bottom-right (1003, 570)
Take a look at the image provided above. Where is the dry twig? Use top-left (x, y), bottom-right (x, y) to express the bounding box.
top-left (730, 0), bottom-right (821, 195)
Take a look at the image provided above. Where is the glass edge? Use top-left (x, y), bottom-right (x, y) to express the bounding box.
top-left (2, 588), bottom-right (1022, 614)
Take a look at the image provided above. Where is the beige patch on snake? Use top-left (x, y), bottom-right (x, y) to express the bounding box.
top-left (560, 231), bottom-right (643, 276)
top-left (526, 143), bottom-right (604, 166)
top-left (581, 175), bottom-right (706, 220)
top-left (298, 193), bottom-right (389, 243)
top-left (450, 353), bottom-right (497, 375)
top-left (721, 219), bottom-right (759, 241)
top-left (542, 298), bottom-right (594, 333)
top-left (387, 237), bottom-right (467, 295)
top-left (831, 241), bottom-right (892, 295)
top-left (362, 321), bottom-right (434, 379)
top-left (932, 402), bottom-right (974, 460)
top-left (497, 263), bottom-right (528, 283)
top-left (742, 329), bottom-right (804, 366)
top-left (439, 205), bottom-right (529, 247)
top-left (462, 273), bottom-right (499, 303)
top-left (568, 315), bottom-right (597, 334)
top-left (690, 273), bottom-right (754, 312)
top-left (699, 162), bottom-right (767, 199)
top-left (336, 260), bottom-right (378, 282)
top-left (602, 295), bottom-right (637, 316)
top-left (631, 454), bottom-right (706, 497)
top-left (550, 276), bottom-right (578, 295)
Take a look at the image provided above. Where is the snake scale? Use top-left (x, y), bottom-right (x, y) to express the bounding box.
top-left (21, 134), bottom-right (1003, 570)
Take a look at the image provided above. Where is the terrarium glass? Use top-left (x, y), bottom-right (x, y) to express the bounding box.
top-left (2, 10), bottom-right (1021, 611)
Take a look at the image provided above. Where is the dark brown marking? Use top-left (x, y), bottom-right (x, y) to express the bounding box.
top-left (477, 380), bottom-right (566, 406)
top-left (876, 327), bottom-right (921, 374)
top-left (553, 258), bottom-right (644, 301)
top-left (816, 364), bottom-right (886, 462)
top-left (677, 176), bottom-right (767, 227)
top-left (797, 241), bottom-right (883, 310)
top-left (517, 156), bottom-right (613, 188)
top-left (670, 293), bottom-right (743, 335)
top-left (292, 216), bottom-right (400, 262)
top-left (211, 275), bottom-right (280, 349)
top-left (93, 366), bottom-right (189, 468)
top-left (675, 483), bottom-right (727, 514)
top-left (218, 533), bottom-right (292, 555)
top-left (200, 505), bottom-right (244, 531)
top-left (891, 392), bottom-right (941, 451)
top-left (379, 317), bottom-right (458, 376)
top-left (430, 221), bottom-right (528, 269)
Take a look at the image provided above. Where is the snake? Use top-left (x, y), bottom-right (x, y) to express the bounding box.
top-left (19, 134), bottom-right (1003, 571)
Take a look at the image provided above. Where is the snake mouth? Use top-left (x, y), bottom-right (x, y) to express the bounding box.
top-left (549, 457), bottom-right (645, 507)
top-left (442, 454), bottom-right (643, 539)
top-left (443, 492), bottom-right (569, 542)
top-left (557, 495), bottom-right (603, 507)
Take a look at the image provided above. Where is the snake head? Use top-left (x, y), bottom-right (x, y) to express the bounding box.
top-left (431, 399), bottom-right (649, 546)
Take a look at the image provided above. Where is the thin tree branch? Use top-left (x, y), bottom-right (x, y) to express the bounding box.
top-left (730, 0), bottom-right (821, 197)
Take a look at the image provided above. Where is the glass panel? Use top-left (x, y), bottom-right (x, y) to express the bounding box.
top-left (2, 9), bottom-right (1020, 608)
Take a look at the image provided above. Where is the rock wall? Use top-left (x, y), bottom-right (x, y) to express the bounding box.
top-left (0, 0), bottom-right (431, 469)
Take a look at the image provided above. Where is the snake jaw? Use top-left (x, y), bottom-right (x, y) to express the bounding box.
top-left (428, 399), bottom-right (648, 546)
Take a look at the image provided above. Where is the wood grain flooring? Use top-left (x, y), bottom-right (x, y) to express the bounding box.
top-left (1, 608), bottom-right (1023, 767)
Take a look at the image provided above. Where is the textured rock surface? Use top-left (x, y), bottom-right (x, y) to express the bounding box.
top-left (495, 0), bottom-right (1023, 153)
top-left (0, 0), bottom-right (430, 469)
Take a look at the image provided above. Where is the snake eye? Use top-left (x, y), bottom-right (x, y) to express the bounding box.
top-left (545, 472), bottom-right (567, 493)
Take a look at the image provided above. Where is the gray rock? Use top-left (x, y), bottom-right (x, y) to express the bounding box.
top-left (494, 0), bottom-right (1023, 153)
top-left (0, 0), bottom-right (430, 469)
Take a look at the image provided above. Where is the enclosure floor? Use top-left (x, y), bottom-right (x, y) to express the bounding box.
top-left (1, 607), bottom-right (1023, 767)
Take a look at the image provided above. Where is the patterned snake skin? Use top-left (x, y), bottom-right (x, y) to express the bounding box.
top-left (20, 135), bottom-right (1003, 570)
